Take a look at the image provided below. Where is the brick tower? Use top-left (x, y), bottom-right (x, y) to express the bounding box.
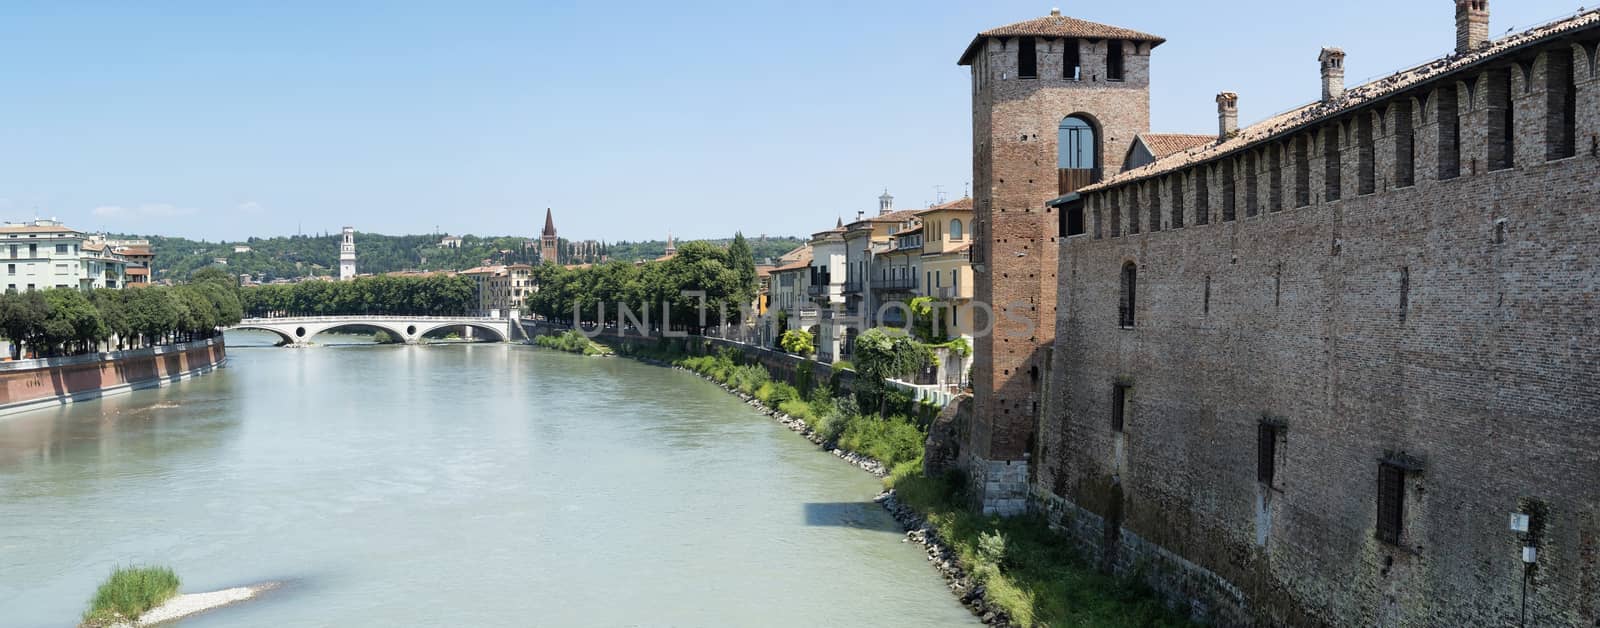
top-left (959, 9), bottom-right (1162, 514)
top-left (540, 208), bottom-right (558, 264)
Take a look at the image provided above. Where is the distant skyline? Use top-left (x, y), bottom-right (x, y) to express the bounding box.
top-left (0, 0), bottom-right (1583, 242)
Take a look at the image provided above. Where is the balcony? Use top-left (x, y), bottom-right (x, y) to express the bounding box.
top-left (872, 277), bottom-right (918, 292)
top-left (935, 286), bottom-right (964, 299)
top-left (842, 279), bottom-right (864, 293)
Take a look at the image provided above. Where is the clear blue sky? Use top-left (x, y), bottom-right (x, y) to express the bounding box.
top-left (0, 1), bottom-right (1582, 243)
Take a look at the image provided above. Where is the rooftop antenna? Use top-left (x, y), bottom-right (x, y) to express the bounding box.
top-left (934, 185), bottom-right (948, 204)
top-left (964, 181), bottom-right (971, 197)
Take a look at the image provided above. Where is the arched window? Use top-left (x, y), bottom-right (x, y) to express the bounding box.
top-left (1059, 115), bottom-right (1100, 194)
top-left (1119, 262), bottom-right (1137, 328)
top-left (949, 219), bottom-right (964, 241)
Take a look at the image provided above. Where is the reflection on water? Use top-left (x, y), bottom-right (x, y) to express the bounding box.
top-left (0, 335), bottom-right (977, 627)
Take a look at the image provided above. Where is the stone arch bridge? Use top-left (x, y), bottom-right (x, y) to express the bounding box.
top-left (229, 316), bottom-right (513, 346)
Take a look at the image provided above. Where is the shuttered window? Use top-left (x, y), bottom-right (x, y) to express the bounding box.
top-left (1376, 463), bottom-right (1406, 544)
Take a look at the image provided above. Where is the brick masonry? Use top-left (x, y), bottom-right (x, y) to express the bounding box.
top-left (1033, 32), bottom-right (1600, 628)
top-left (964, 33), bottom-right (1157, 512)
top-left (0, 338), bottom-right (227, 416)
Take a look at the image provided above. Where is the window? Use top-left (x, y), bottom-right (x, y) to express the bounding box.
top-left (1018, 37), bottom-right (1037, 79)
top-left (54, 264), bottom-right (67, 272)
top-left (1106, 40), bottom-right (1125, 81)
top-left (4, 264), bottom-right (10, 275)
top-left (1258, 422), bottom-right (1281, 485)
top-left (1196, 168), bottom-right (1211, 225)
top-left (1395, 101), bottom-right (1416, 187)
top-left (1324, 125), bottom-right (1342, 201)
top-left (1547, 49), bottom-right (1577, 160)
top-left (1358, 114), bottom-right (1375, 194)
top-left (54, 244), bottom-right (68, 254)
top-left (1203, 275), bottom-right (1211, 315)
top-left (1063, 38), bottom-right (1081, 80)
top-left (1488, 69), bottom-right (1514, 171)
top-left (1119, 261), bottom-right (1137, 328)
top-left (1376, 463), bottom-right (1406, 545)
top-left (28, 244), bottom-right (36, 257)
top-left (1438, 86), bottom-right (1461, 179)
top-left (1059, 115), bottom-right (1099, 194)
top-left (950, 219), bottom-right (963, 241)
top-left (7, 245), bottom-right (13, 258)
top-left (1111, 383), bottom-right (1130, 432)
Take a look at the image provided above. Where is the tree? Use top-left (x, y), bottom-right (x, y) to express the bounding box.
top-left (0, 291), bottom-right (49, 359)
top-left (728, 231), bottom-right (757, 304)
top-left (779, 328), bottom-right (814, 357)
top-left (851, 327), bottom-right (934, 417)
top-left (40, 289), bottom-right (105, 356)
top-left (91, 289), bottom-right (132, 350)
top-left (125, 287), bottom-right (179, 348)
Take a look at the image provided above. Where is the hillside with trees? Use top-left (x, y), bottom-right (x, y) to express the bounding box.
top-left (119, 232), bottom-right (804, 282)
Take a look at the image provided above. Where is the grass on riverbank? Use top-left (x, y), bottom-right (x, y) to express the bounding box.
top-left (81, 565), bottom-right (180, 627)
top-left (638, 339), bottom-right (1192, 626)
top-left (889, 467), bottom-right (1193, 628)
top-left (533, 330), bottom-right (613, 356)
top-left (678, 353), bottom-right (924, 470)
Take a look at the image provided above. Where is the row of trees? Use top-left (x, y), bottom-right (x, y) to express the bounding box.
top-left (0, 268), bottom-right (243, 359)
top-left (524, 234), bottom-right (759, 333)
top-left (239, 274), bottom-right (478, 318)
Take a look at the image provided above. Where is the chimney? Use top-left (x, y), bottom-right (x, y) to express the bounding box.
top-left (1319, 47), bottom-right (1346, 103)
top-left (1216, 92), bottom-right (1239, 140)
top-left (1456, 0), bottom-right (1489, 54)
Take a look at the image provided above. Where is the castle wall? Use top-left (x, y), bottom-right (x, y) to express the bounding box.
top-left (1039, 41), bottom-right (1600, 626)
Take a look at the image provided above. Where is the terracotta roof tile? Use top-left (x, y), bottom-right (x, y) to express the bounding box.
top-left (961, 12), bottom-right (1164, 65)
top-left (914, 197), bottom-right (975, 215)
top-left (1081, 8), bottom-right (1600, 195)
top-left (1138, 133), bottom-right (1216, 159)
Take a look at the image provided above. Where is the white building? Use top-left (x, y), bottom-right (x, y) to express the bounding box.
top-left (0, 219), bottom-right (130, 292)
top-left (339, 227), bottom-right (357, 280)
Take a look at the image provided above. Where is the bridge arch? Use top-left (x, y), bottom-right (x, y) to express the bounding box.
top-left (230, 325), bottom-right (296, 346)
top-left (413, 322), bottom-right (507, 343)
top-left (306, 322), bottom-right (411, 344)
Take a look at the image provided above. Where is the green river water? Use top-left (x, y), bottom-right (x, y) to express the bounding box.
top-left (0, 332), bottom-right (977, 627)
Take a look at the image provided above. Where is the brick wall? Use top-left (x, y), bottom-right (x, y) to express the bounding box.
top-left (1038, 41), bottom-right (1600, 626)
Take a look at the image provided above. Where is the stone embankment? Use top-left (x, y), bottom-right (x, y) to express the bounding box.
top-left (681, 366), bottom-right (1014, 627)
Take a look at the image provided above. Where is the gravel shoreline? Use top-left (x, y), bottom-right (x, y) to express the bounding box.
top-left (680, 366), bottom-right (1015, 627)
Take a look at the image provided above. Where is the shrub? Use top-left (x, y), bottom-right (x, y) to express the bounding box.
top-left (766, 383), bottom-right (800, 407)
top-left (838, 415), bottom-right (925, 469)
top-left (778, 399), bottom-right (811, 420)
top-left (82, 565), bottom-right (180, 627)
top-left (779, 329), bottom-right (815, 356)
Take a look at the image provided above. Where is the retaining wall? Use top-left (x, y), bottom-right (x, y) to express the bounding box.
top-left (0, 338), bottom-right (227, 417)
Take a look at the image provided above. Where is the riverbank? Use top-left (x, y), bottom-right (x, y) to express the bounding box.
top-left (0, 338), bottom-right (226, 418)
top-left (615, 339), bottom-right (1192, 628)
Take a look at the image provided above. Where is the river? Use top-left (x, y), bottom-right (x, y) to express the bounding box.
top-left (0, 332), bottom-right (978, 627)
